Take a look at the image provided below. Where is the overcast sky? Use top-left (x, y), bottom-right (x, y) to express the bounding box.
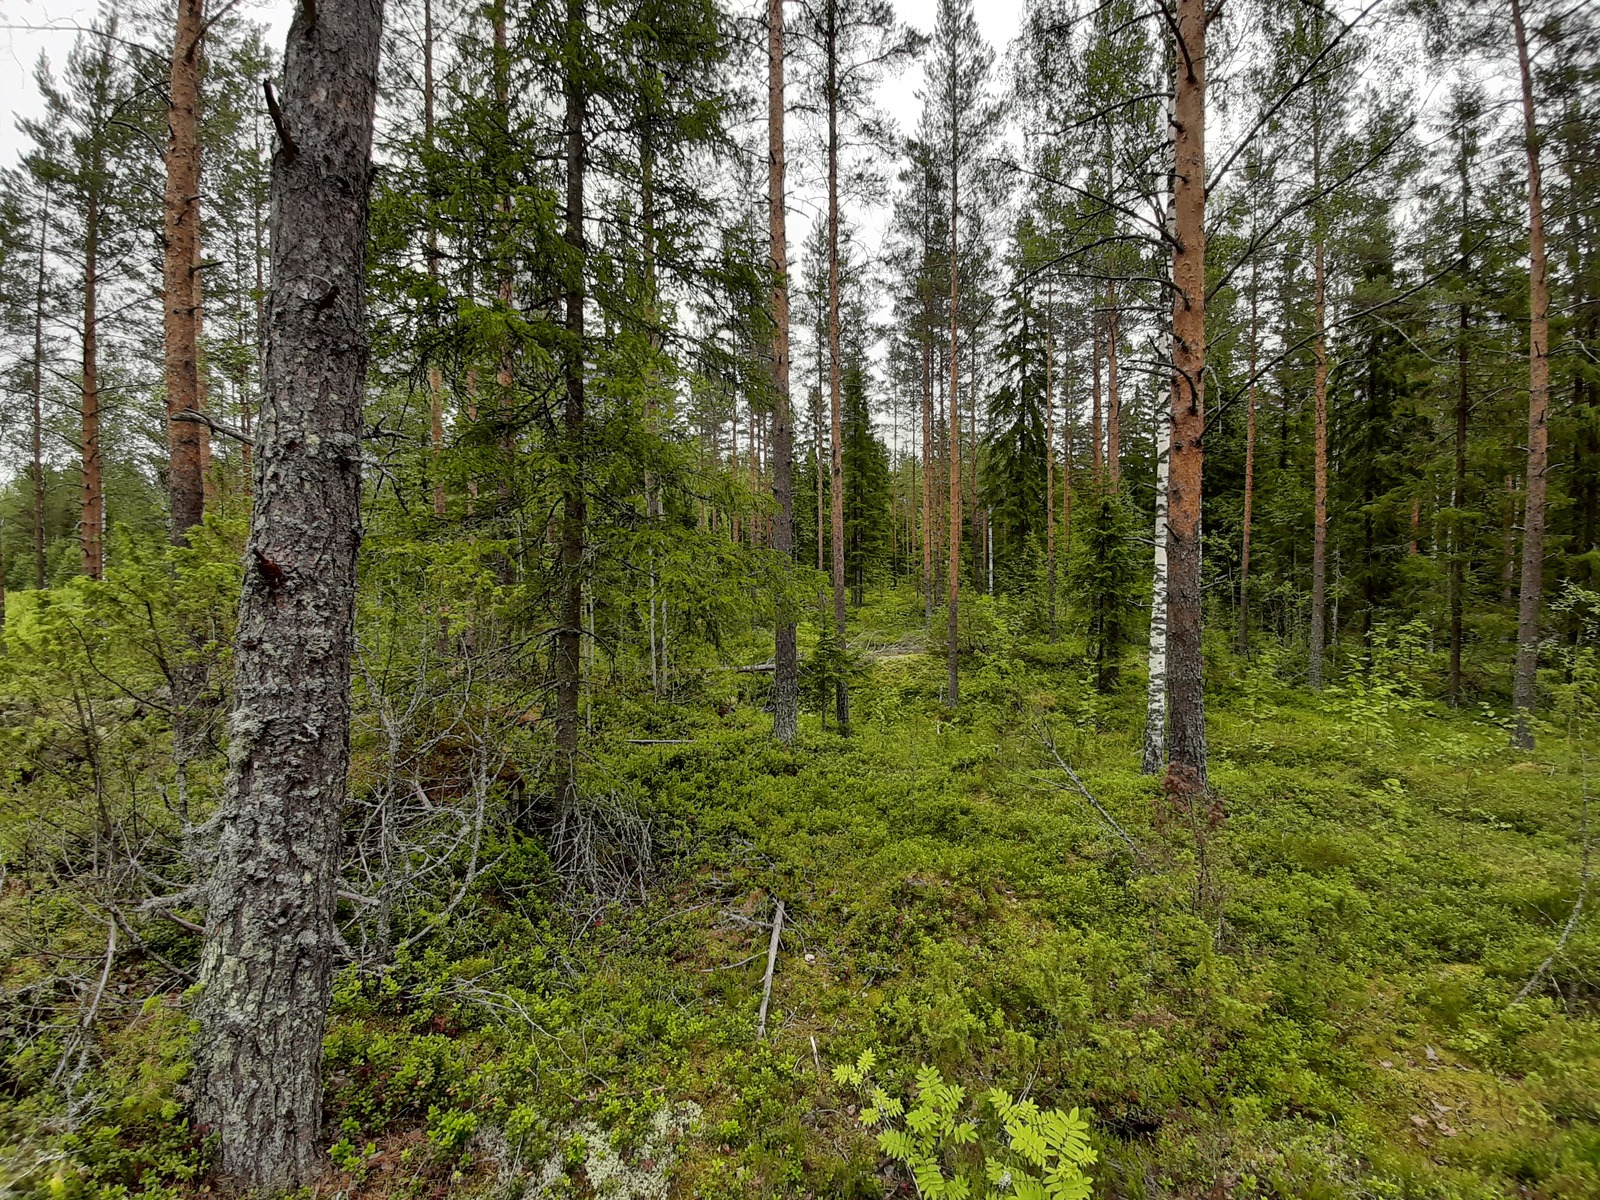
top-left (0, 0), bottom-right (1026, 164)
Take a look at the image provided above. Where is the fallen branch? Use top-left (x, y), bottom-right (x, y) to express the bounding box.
top-left (1036, 721), bottom-right (1153, 871)
top-left (757, 899), bottom-right (785, 1040)
top-left (626, 738), bottom-right (693, 745)
top-left (1516, 744), bottom-right (1590, 1003)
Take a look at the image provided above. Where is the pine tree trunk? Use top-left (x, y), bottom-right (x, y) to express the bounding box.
top-left (425, 0), bottom-right (446, 518)
top-left (194, 233), bottom-right (214, 506)
top-left (825, 4), bottom-right (849, 733)
top-left (81, 191), bottom-right (103, 580)
top-left (1309, 235), bottom-right (1328, 689)
top-left (1164, 0), bottom-right (1208, 793)
top-left (921, 282), bottom-right (934, 630)
top-left (769, 0), bottom-right (797, 743)
top-left (1239, 255), bottom-right (1257, 656)
top-left (946, 84), bottom-right (961, 709)
top-left (1107, 280), bottom-right (1120, 491)
top-left (1091, 318), bottom-right (1103, 479)
top-left (1511, 0), bottom-right (1549, 750)
top-left (556, 0), bottom-right (588, 804)
top-left (1450, 128), bottom-right (1471, 704)
top-left (192, 0), bottom-right (382, 1187)
top-left (165, 0), bottom-right (207, 542)
top-left (1045, 281), bottom-right (1056, 643)
top-left (31, 184), bottom-right (48, 590)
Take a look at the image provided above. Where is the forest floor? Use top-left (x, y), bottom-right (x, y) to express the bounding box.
top-left (13, 590), bottom-right (1600, 1200)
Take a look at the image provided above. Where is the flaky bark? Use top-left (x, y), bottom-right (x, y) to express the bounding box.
top-left (1164, 0), bottom-right (1208, 792)
top-left (1511, 0), bottom-right (1549, 749)
top-left (31, 184), bottom-right (48, 589)
top-left (1449, 156), bottom-right (1469, 704)
top-left (825, 1), bottom-right (849, 732)
top-left (946, 85), bottom-right (962, 709)
top-left (555, 0), bottom-right (588, 803)
top-left (192, 0), bottom-right (382, 1188)
top-left (1106, 281), bottom-right (1120, 490)
top-left (81, 191), bottom-right (103, 580)
top-left (1090, 318), bottom-right (1103, 478)
top-left (1309, 235), bottom-right (1329, 689)
top-left (1239, 254), bottom-right (1257, 655)
top-left (425, 0), bottom-right (445, 518)
top-left (1045, 281), bottom-right (1056, 643)
top-left (165, 0), bottom-right (207, 542)
top-left (769, 0), bottom-right (797, 743)
top-left (1143, 416), bottom-right (1171, 774)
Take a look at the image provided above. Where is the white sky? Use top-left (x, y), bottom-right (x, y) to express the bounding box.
top-left (0, 0), bottom-right (295, 163)
top-left (0, 0), bottom-right (1022, 175)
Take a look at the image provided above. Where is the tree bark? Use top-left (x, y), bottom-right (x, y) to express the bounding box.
top-left (556, 0), bottom-right (588, 802)
top-left (1239, 254), bottom-right (1257, 655)
top-left (921, 275), bottom-right (934, 629)
top-left (1164, 0), bottom-right (1208, 793)
top-left (1106, 280), bottom-right (1120, 491)
top-left (1511, 0), bottom-right (1549, 750)
top-left (1449, 131), bottom-right (1470, 704)
top-left (425, 0), bottom-right (446, 518)
top-left (192, 0), bottom-right (382, 1188)
top-left (825, 2), bottom-right (849, 732)
top-left (1143, 415), bottom-right (1172, 774)
top-left (1309, 234), bottom-right (1328, 688)
top-left (165, 0), bottom-right (207, 543)
top-left (946, 74), bottom-right (962, 709)
top-left (81, 190), bottom-right (103, 580)
top-left (1045, 279), bottom-right (1056, 643)
top-left (768, 0), bottom-right (797, 743)
top-left (31, 183), bottom-right (48, 590)
top-left (1091, 316), bottom-right (1103, 479)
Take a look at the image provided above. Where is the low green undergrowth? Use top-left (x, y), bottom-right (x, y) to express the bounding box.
top-left (4, 587), bottom-right (1598, 1199)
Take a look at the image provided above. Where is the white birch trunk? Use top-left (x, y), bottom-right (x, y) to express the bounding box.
top-left (1142, 417), bottom-right (1172, 775)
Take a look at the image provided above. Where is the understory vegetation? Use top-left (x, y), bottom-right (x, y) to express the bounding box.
top-left (2, 536), bottom-right (1595, 1199)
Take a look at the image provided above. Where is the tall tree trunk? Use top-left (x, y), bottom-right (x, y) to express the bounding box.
top-left (1165, 0), bottom-right (1208, 792)
top-left (492, 0), bottom-right (516, 466)
top-left (31, 183), bottom-right (48, 590)
top-left (1449, 279), bottom-right (1468, 701)
top-left (1308, 82), bottom-right (1329, 689)
top-left (194, 233), bottom-right (215, 505)
top-left (1450, 129), bottom-right (1471, 704)
top-left (1239, 254), bottom-right (1257, 655)
top-left (1503, 474), bottom-right (1517, 603)
top-left (1106, 281), bottom-right (1120, 490)
top-left (921, 275), bottom-right (934, 629)
top-left (825, 4), bottom-right (849, 732)
top-left (1045, 280), bottom-right (1056, 643)
top-left (946, 77), bottom-right (961, 709)
top-left (1091, 317), bottom-right (1103, 478)
top-left (815, 298), bottom-right (825, 573)
top-left (1511, 0), bottom-right (1549, 750)
top-left (1143, 416), bottom-right (1171, 775)
top-left (769, 0), bottom-right (797, 743)
top-left (425, 0), bottom-right (446, 518)
top-left (165, 0), bottom-right (207, 543)
top-left (81, 191), bottom-right (103, 580)
top-left (192, 0), bottom-right (382, 1187)
top-left (556, 0), bottom-right (588, 805)
top-left (1309, 234), bottom-right (1328, 688)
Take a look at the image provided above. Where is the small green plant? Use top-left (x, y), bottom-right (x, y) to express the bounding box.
top-left (426, 1105), bottom-right (479, 1164)
top-left (329, 1135), bottom-right (376, 1180)
top-left (833, 1051), bottom-right (1095, 1199)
